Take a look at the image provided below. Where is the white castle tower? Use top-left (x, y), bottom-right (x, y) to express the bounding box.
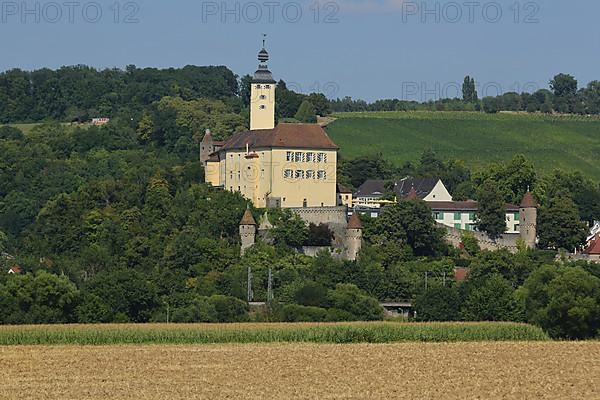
top-left (250, 36), bottom-right (276, 131)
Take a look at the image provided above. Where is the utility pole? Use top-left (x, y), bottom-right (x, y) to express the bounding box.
top-left (424, 271), bottom-right (428, 290)
top-left (247, 266), bottom-right (254, 302)
top-left (267, 268), bottom-right (273, 303)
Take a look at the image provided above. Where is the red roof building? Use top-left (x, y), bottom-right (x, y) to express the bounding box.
top-left (8, 266), bottom-right (22, 274)
top-left (585, 234), bottom-right (600, 255)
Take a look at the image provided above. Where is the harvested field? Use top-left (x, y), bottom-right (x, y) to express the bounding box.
top-left (1, 342), bottom-right (598, 399)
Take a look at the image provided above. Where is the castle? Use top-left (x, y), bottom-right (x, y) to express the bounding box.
top-left (202, 41), bottom-right (538, 259)
top-left (201, 40), bottom-right (362, 260)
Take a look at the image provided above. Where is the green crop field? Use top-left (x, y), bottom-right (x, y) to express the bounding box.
top-left (327, 111), bottom-right (600, 178)
top-left (0, 322), bottom-right (549, 345)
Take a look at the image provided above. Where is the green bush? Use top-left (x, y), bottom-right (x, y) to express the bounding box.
top-left (414, 286), bottom-right (461, 321)
top-left (327, 284), bottom-right (384, 321)
top-left (279, 304), bottom-right (328, 322)
top-left (171, 297), bottom-right (218, 323)
top-left (325, 308), bottom-right (356, 322)
top-left (209, 295), bottom-right (249, 323)
top-left (294, 281), bottom-right (328, 307)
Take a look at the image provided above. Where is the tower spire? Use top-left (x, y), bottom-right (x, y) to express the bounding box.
top-left (250, 35), bottom-right (276, 131)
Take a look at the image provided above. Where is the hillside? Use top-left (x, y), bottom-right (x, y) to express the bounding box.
top-left (326, 112), bottom-right (600, 178)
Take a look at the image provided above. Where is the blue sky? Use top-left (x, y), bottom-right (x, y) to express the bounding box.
top-left (1, 0), bottom-right (599, 101)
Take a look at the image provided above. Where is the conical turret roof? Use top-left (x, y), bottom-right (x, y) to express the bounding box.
top-left (347, 212), bottom-right (362, 229)
top-left (520, 191), bottom-right (537, 208)
top-left (406, 186), bottom-right (418, 200)
top-left (240, 209), bottom-right (256, 225)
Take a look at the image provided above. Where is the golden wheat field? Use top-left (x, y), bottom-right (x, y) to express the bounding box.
top-left (1, 342), bottom-right (599, 400)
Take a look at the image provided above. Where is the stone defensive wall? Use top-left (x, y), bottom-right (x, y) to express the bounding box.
top-left (442, 224), bottom-right (521, 253)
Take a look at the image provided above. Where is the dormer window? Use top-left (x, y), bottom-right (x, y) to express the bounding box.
top-left (265, 85), bottom-right (271, 89)
top-left (256, 84), bottom-right (262, 89)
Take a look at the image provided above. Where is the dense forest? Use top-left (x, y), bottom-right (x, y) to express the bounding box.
top-left (0, 65), bottom-right (599, 338)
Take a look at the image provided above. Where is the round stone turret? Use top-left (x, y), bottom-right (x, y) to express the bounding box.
top-left (519, 191), bottom-right (537, 249)
top-left (345, 212), bottom-right (363, 261)
top-left (239, 209), bottom-right (257, 256)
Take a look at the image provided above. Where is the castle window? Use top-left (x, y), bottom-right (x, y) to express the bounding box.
top-left (283, 169), bottom-right (293, 179)
top-left (306, 152), bottom-right (315, 162)
top-left (259, 105), bottom-right (266, 110)
top-left (317, 170), bottom-right (326, 180)
top-left (259, 95), bottom-right (266, 100)
top-left (295, 152), bottom-right (303, 162)
top-left (265, 85), bottom-right (271, 89)
top-left (306, 170), bottom-right (315, 179)
top-left (295, 170), bottom-right (304, 179)
top-left (256, 85), bottom-right (262, 89)
top-left (286, 151), bottom-right (293, 162)
top-left (454, 212), bottom-right (461, 221)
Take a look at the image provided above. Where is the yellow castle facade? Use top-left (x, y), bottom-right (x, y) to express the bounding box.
top-left (203, 44), bottom-right (338, 209)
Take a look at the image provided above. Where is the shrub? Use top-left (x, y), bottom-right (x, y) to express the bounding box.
top-left (209, 295), bottom-right (249, 323)
top-left (461, 274), bottom-right (518, 321)
top-left (294, 281), bottom-right (328, 307)
top-left (327, 284), bottom-right (384, 321)
top-left (325, 308), bottom-right (356, 322)
top-left (279, 304), bottom-right (328, 322)
top-left (414, 286), bottom-right (461, 321)
top-left (171, 297), bottom-right (218, 323)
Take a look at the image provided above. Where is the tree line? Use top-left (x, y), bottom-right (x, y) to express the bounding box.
top-left (329, 74), bottom-right (600, 116)
top-left (3, 65), bottom-right (598, 126)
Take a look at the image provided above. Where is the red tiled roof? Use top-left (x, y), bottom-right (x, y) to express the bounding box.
top-left (347, 212), bottom-right (363, 229)
top-left (240, 209), bottom-right (256, 225)
top-left (8, 266), bottom-right (22, 274)
top-left (218, 123), bottom-right (338, 152)
top-left (585, 234), bottom-right (600, 255)
top-left (428, 201), bottom-right (520, 212)
top-left (520, 191), bottom-right (537, 208)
